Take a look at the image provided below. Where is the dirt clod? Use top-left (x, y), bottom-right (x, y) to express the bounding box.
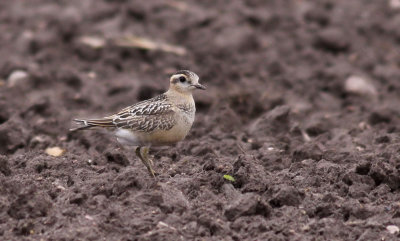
top-left (0, 155), bottom-right (11, 176)
top-left (269, 186), bottom-right (305, 208)
top-left (105, 150), bottom-right (129, 166)
top-left (315, 28), bottom-right (350, 53)
top-left (224, 193), bottom-right (270, 221)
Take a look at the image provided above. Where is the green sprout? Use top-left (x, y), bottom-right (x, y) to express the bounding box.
top-left (223, 174), bottom-right (235, 182)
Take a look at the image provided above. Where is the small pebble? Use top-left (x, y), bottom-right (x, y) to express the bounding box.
top-left (316, 28), bottom-right (349, 52)
top-left (78, 36), bottom-right (105, 49)
top-left (87, 71), bottom-right (97, 79)
top-left (356, 146), bottom-right (365, 151)
top-left (84, 215), bottom-right (94, 221)
top-left (302, 224), bottom-right (310, 231)
top-left (344, 75), bottom-right (377, 97)
top-left (45, 147), bottom-right (65, 157)
top-left (358, 122), bottom-right (369, 130)
top-left (386, 225), bottom-right (399, 234)
top-left (7, 70), bottom-right (28, 87)
top-left (390, 0), bottom-right (400, 9)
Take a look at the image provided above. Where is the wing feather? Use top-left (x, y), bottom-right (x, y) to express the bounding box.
top-left (72, 94), bottom-right (176, 132)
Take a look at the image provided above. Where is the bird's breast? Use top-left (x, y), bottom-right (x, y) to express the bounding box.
top-left (117, 97), bottom-right (197, 147)
top-left (139, 105), bottom-right (195, 146)
top-left (176, 102), bottom-right (196, 124)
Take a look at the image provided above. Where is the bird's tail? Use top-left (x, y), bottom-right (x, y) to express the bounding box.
top-left (69, 119), bottom-right (93, 132)
top-left (69, 118), bottom-right (114, 132)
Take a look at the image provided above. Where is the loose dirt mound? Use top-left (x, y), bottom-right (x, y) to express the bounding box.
top-left (1, 0), bottom-right (400, 240)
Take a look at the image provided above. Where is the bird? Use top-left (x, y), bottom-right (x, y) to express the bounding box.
top-left (70, 70), bottom-right (206, 177)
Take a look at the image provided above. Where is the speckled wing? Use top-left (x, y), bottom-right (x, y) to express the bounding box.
top-left (108, 95), bottom-right (176, 132)
top-left (73, 94), bottom-right (176, 132)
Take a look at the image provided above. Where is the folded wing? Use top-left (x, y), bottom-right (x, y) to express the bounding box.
top-left (71, 94), bottom-right (176, 132)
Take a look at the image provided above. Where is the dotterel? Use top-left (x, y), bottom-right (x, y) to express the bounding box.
top-left (71, 70), bottom-right (205, 177)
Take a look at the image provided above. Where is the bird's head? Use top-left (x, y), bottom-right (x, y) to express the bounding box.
top-left (169, 70), bottom-right (205, 94)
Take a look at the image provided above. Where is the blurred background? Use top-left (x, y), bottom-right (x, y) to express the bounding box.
top-left (0, 0), bottom-right (400, 240)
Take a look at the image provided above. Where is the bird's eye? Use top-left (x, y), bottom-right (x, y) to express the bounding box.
top-left (179, 76), bottom-right (186, 82)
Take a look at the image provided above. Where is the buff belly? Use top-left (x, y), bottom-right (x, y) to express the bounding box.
top-left (115, 119), bottom-right (193, 147)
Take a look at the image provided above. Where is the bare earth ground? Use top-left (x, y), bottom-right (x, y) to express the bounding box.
top-left (1, 0), bottom-right (400, 240)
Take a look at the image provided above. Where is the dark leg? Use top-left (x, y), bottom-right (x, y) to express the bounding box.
top-left (141, 147), bottom-right (153, 166)
top-left (135, 146), bottom-right (156, 177)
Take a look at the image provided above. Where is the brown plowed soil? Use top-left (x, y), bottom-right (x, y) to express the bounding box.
top-left (1, 0), bottom-right (400, 240)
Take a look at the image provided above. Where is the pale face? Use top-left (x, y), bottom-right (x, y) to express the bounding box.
top-left (170, 70), bottom-right (205, 93)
